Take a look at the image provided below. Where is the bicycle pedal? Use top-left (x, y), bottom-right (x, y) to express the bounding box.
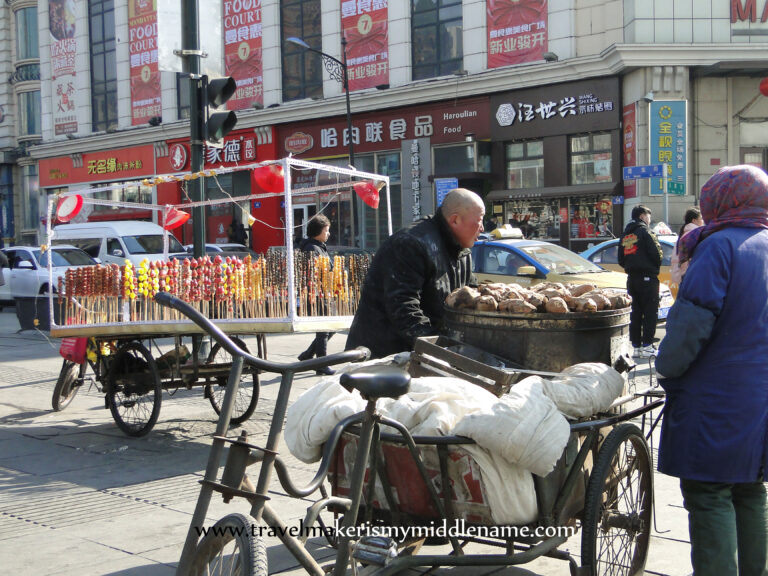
top-left (352, 536), bottom-right (398, 566)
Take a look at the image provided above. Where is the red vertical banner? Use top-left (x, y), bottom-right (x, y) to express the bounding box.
top-left (341, 0), bottom-right (389, 91)
top-left (49, 0), bottom-right (79, 135)
top-left (128, 0), bottom-right (160, 126)
top-left (623, 103), bottom-right (637, 199)
top-left (224, 0), bottom-right (263, 110)
top-left (487, 0), bottom-right (548, 69)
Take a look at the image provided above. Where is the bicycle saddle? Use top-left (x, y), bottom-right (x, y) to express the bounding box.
top-left (340, 365), bottom-right (411, 400)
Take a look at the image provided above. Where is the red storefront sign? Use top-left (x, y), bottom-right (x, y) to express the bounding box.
top-left (224, 0), bottom-right (263, 110)
top-left (487, 0), bottom-right (548, 69)
top-left (278, 97), bottom-right (490, 157)
top-left (623, 103), bottom-right (637, 199)
top-left (128, 0), bottom-right (161, 126)
top-left (342, 0), bottom-right (388, 91)
top-left (39, 145), bottom-right (155, 188)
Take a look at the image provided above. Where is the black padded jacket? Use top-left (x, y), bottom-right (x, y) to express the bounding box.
top-left (345, 212), bottom-right (474, 359)
top-left (618, 219), bottom-right (663, 276)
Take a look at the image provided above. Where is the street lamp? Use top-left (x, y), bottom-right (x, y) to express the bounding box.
top-left (286, 36), bottom-right (358, 245)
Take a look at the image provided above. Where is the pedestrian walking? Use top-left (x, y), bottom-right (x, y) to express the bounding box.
top-left (297, 214), bottom-right (336, 375)
top-left (655, 164), bottom-right (768, 576)
top-left (669, 207), bottom-right (704, 288)
top-left (618, 205), bottom-right (663, 358)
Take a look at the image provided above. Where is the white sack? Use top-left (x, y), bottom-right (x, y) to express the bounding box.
top-left (537, 363), bottom-right (625, 419)
top-left (453, 379), bottom-right (571, 477)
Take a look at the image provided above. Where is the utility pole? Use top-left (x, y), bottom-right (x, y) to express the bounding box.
top-left (182, 0), bottom-right (205, 259)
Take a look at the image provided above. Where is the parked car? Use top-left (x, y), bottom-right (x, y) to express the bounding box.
top-left (52, 220), bottom-right (188, 266)
top-left (183, 243), bottom-right (260, 259)
top-left (580, 236), bottom-right (679, 297)
top-left (472, 234), bottom-right (674, 321)
top-left (0, 245), bottom-right (98, 306)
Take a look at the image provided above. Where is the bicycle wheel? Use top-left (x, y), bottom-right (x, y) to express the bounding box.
top-left (190, 513), bottom-right (267, 576)
top-left (581, 423), bottom-right (653, 576)
top-left (205, 337), bottom-right (259, 425)
top-left (52, 360), bottom-right (83, 411)
top-left (107, 341), bottom-right (162, 437)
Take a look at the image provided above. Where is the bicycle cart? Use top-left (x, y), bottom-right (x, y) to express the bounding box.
top-left (51, 327), bottom-right (269, 437)
top-left (156, 293), bottom-right (665, 576)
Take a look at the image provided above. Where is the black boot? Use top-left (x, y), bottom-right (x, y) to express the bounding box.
top-left (298, 341), bottom-right (314, 361)
top-left (314, 333), bottom-right (335, 375)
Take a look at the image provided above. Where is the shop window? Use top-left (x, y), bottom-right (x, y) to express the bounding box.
top-left (91, 181), bottom-right (153, 217)
top-left (570, 133), bottom-right (612, 186)
top-left (505, 141), bottom-right (543, 189)
top-left (281, 0), bottom-right (323, 102)
top-left (434, 142), bottom-right (491, 175)
top-left (741, 148), bottom-right (767, 172)
top-left (412, 0), bottom-right (463, 80)
top-left (17, 90), bottom-right (41, 136)
top-left (89, 0), bottom-right (117, 133)
top-left (569, 196), bottom-right (614, 240)
top-left (503, 199), bottom-right (560, 240)
top-left (22, 164), bottom-right (39, 233)
top-left (15, 6), bottom-right (39, 60)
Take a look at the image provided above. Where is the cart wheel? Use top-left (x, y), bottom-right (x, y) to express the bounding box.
top-left (107, 341), bottom-right (162, 437)
top-left (581, 423), bottom-right (652, 576)
top-left (190, 513), bottom-right (267, 576)
top-left (205, 337), bottom-right (259, 425)
top-left (52, 360), bottom-right (84, 411)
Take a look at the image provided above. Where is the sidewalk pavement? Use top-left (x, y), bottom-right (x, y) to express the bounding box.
top-left (0, 307), bottom-right (694, 575)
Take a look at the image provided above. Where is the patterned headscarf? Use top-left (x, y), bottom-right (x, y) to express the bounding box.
top-left (678, 165), bottom-right (768, 264)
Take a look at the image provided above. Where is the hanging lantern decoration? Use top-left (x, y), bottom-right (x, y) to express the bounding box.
top-left (252, 164), bottom-right (284, 193)
top-left (760, 77), bottom-right (768, 97)
top-left (55, 194), bottom-right (84, 223)
top-left (163, 207), bottom-right (191, 230)
top-left (352, 181), bottom-right (381, 209)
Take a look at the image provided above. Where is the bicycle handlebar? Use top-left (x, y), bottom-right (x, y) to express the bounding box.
top-left (154, 292), bottom-right (370, 374)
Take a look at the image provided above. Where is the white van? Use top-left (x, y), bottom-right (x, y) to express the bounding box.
top-left (52, 221), bottom-right (189, 266)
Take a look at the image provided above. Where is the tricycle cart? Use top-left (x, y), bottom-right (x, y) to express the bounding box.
top-left (156, 292), bottom-right (665, 576)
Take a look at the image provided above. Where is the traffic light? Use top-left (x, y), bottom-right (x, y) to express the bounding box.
top-left (203, 75), bottom-right (237, 147)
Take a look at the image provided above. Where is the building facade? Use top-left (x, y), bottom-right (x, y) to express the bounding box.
top-left (1, 0), bottom-right (766, 251)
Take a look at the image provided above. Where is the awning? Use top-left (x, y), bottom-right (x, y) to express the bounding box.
top-left (486, 182), bottom-right (620, 202)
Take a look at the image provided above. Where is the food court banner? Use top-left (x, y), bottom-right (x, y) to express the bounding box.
top-left (487, 0), bottom-right (548, 69)
top-left (224, 0), bottom-right (263, 110)
top-left (129, 0), bottom-right (161, 125)
top-left (49, 0), bottom-right (79, 135)
top-left (341, 0), bottom-right (388, 91)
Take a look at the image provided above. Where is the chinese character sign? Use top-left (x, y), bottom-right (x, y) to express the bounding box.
top-left (649, 100), bottom-right (687, 196)
top-left (49, 0), bottom-right (79, 135)
top-left (487, 0), bottom-right (547, 69)
top-left (224, 0), bottom-right (263, 110)
top-left (129, 0), bottom-right (161, 126)
top-left (623, 103), bottom-right (637, 199)
top-left (341, 0), bottom-right (389, 91)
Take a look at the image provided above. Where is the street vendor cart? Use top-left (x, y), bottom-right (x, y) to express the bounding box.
top-left (46, 158), bottom-right (391, 436)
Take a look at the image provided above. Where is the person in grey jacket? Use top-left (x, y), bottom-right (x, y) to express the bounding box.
top-left (346, 188), bottom-right (484, 359)
top-left (0, 249), bottom-right (8, 287)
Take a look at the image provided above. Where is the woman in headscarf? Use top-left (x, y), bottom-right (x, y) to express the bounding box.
top-left (656, 165), bottom-right (768, 576)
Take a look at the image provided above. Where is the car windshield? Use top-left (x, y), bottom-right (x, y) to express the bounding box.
top-left (36, 249), bottom-right (94, 267)
top-left (519, 243), bottom-right (604, 274)
top-left (122, 234), bottom-right (185, 254)
top-left (220, 246), bottom-right (245, 252)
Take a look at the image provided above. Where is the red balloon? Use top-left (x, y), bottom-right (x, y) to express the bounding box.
top-left (760, 78), bottom-right (768, 97)
top-left (353, 181), bottom-right (380, 210)
top-left (252, 164), bottom-right (285, 193)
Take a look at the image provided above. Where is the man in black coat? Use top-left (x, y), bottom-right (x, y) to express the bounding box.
top-left (618, 205), bottom-right (663, 358)
top-left (297, 214), bottom-right (336, 375)
top-left (346, 188), bottom-right (485, 358)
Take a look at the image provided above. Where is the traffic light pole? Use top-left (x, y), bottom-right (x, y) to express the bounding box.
top-left (182, 0), bottom-right (205, 259)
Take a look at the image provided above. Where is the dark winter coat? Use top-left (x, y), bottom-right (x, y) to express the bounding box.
top-left (655, 227), bottom-right (768, 483)
top-left (618, 219), bottom-right (662, 276)
top-left (299, 237), bottom-right (328, 257)
top-left (346, 212), bottom-right (474, 358)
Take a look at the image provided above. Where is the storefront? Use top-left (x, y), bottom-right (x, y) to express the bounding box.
top-left (277, 96), bottom-right (492, 250)
top-left (488, 77), bottom-right (623, 252)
